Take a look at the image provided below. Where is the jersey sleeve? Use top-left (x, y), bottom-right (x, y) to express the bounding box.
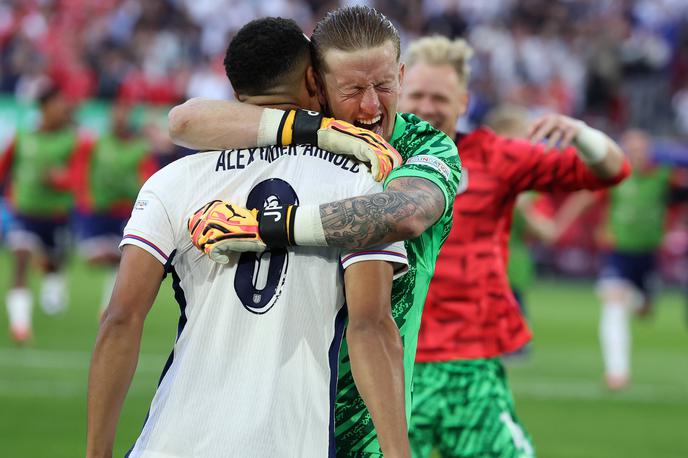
top-left (340, 242), bottom-right (408, 279)
top-left (119, 174), bottom-right (177, 265)
top-left (385, 114), bottom-right (461, 218)
top-left (496, 136), bottom-right (628, 193)
top-left (338, 172), bottom-right (409, 278)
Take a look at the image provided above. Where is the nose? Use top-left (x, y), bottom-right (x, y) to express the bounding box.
top-left (417, 96), bottom-right (435, 117)
top-left (359, 87), bottom-right (380, 115)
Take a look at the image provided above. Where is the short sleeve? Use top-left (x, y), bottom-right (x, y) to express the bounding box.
top-left (341, 241), bottom-right (408, 279)
top-left (119, 185), bottom-right (175, 265)
top-left (386, 114), bottom-right (461, 218)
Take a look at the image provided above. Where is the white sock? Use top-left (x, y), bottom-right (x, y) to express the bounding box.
top-left (100, 269), bottom-right (117, 312)
top-left (7, 288), bottom-right (32, 330)
top-left (599, 302), bottom-right (630, 378)
top-left (40, 272), bottom-right (67, 315)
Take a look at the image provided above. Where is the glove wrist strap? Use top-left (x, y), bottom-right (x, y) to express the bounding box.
top-left (258, 204), bottom-right (328, 248)
top-left (275, 109), bottom-right (324, 146)
top-left (292, 110), bottom-right (324, 145)
top-left (259, 204), bottom-right (297, 247)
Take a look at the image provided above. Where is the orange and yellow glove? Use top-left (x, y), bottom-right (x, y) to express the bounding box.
top-left (274, 109), bottom-right (403, 182)
top-left (188, 200), bottom-right (265, 263)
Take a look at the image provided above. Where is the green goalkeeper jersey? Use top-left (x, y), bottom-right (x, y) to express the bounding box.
top-left (335, 113), bottom-right (461, 456)
top-left (11, 128), bottom-right (77, 216)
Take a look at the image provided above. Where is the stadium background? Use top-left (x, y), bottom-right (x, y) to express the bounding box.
top-left (0, 0), bottom-right (687, 457)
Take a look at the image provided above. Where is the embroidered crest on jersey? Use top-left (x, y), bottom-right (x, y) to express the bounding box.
top-left (406, 154), bottom-right (451, 180)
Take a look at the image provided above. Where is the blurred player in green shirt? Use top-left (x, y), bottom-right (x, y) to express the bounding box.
top-left (595, 129), bottom-right (672, 390)
top-left (0, 86), bottom-right (91, 343)
top-left (71, 101), bottom-right (157, 313)
top-left (567, 129), bottom-right (673, 389)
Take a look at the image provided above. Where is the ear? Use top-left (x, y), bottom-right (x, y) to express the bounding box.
top-left (398, 62), bottom-right (405, 88)
top-left (309, 66), bottom-right (328, 110)
top-left (305, 65), bottom-right (318, 97)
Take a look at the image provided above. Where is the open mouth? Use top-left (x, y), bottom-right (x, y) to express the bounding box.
top-left (354, 114), bottom-right (383, 136)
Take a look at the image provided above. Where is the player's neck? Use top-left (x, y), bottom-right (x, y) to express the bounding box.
top-left (241, 94), bottom-right (300, 111)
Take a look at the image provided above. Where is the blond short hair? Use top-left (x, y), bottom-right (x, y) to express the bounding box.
top-left (312, 6), bottom-right (400, 73)
top-left (404, 35), bottom-right (474, 89)
top-left (484, 105), bottom-right (531, 138)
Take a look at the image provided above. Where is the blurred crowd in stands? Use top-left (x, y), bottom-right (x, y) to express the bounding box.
top-left (1, 0), bottom-right (688, 136)
top-left (2, 0), bottom-right (688, 282)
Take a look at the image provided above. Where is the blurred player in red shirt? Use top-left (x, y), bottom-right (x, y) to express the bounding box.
top-left (484, 106), bottom-right (560, 360)
top-left (398, 36), bottom-right (630, 457)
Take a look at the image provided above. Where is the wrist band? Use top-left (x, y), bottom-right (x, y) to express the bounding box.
top-left (258, 204), bottom-right (297, 247)
top-left (292, 110), bottom-right (324, 145)
top-left (293, 205), bottom-right (328, 246)
top-left (277, 110), bottom-right (297, 145)
top-left (257, 108), bottom-right (286, 147)
top-left (258, 204), bottom-right (328, 248)
top-left (261, 109), bottom-right (325, 147)
top-left (573, 121), bottom-right (608, 164)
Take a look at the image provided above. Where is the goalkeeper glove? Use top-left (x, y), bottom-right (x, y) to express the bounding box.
top-left (188, 200), bottom-right (265, 263)
top-left (189, 198), bottom-right (325, 260)
top-left (261, 109), bottom-right (403, 182)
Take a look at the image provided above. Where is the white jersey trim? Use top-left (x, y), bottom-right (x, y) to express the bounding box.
top-left (340, 248), bottom-right (409, 280)
top-left (119, 233), bottom-right (170, 265)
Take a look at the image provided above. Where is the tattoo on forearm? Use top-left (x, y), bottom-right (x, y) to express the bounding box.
top-left (319, 177), bottom-right (445, 249)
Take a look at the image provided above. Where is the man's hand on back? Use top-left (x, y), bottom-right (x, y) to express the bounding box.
top-left (188, 200), bottom-right (265, 261)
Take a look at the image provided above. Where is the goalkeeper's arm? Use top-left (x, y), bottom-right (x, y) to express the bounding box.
top-left (169, 98), bottom-right (264, 151)
top-left (257, 176), bottom-right (445, 249)
top-left (190, 175), bottom-right (445, 257)
top-left (168, 99), bottom-right (401, 182)
top-left (169, 98), bottom-right (331, 150)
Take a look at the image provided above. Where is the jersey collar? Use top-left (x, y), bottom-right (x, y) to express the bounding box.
top-left (390, 113), bottom-right (406, 146)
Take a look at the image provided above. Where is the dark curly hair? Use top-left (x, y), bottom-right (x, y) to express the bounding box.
top-left (224, 17), bottom-right (311, 96)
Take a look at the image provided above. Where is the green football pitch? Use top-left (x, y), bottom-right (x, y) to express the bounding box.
top-left (1, 251), bottom-right (687, 457)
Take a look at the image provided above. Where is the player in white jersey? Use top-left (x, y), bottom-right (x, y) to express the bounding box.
top-left (87, 18), bottom-right (410, 458)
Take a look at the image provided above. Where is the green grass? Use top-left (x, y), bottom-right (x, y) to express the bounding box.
top-left (506, 283), bottom-right (688, 458)
top-left (1, 250), bottom-right (687, 457)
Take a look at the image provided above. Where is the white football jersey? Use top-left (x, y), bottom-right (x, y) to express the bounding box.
top-left (120, 145), bottom-right (407, 458)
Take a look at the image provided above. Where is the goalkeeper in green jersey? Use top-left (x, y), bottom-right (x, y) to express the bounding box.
top-left (0, 85), bottom-right (92, 343)
top-left (169, 7), bottom-right (461, 456)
